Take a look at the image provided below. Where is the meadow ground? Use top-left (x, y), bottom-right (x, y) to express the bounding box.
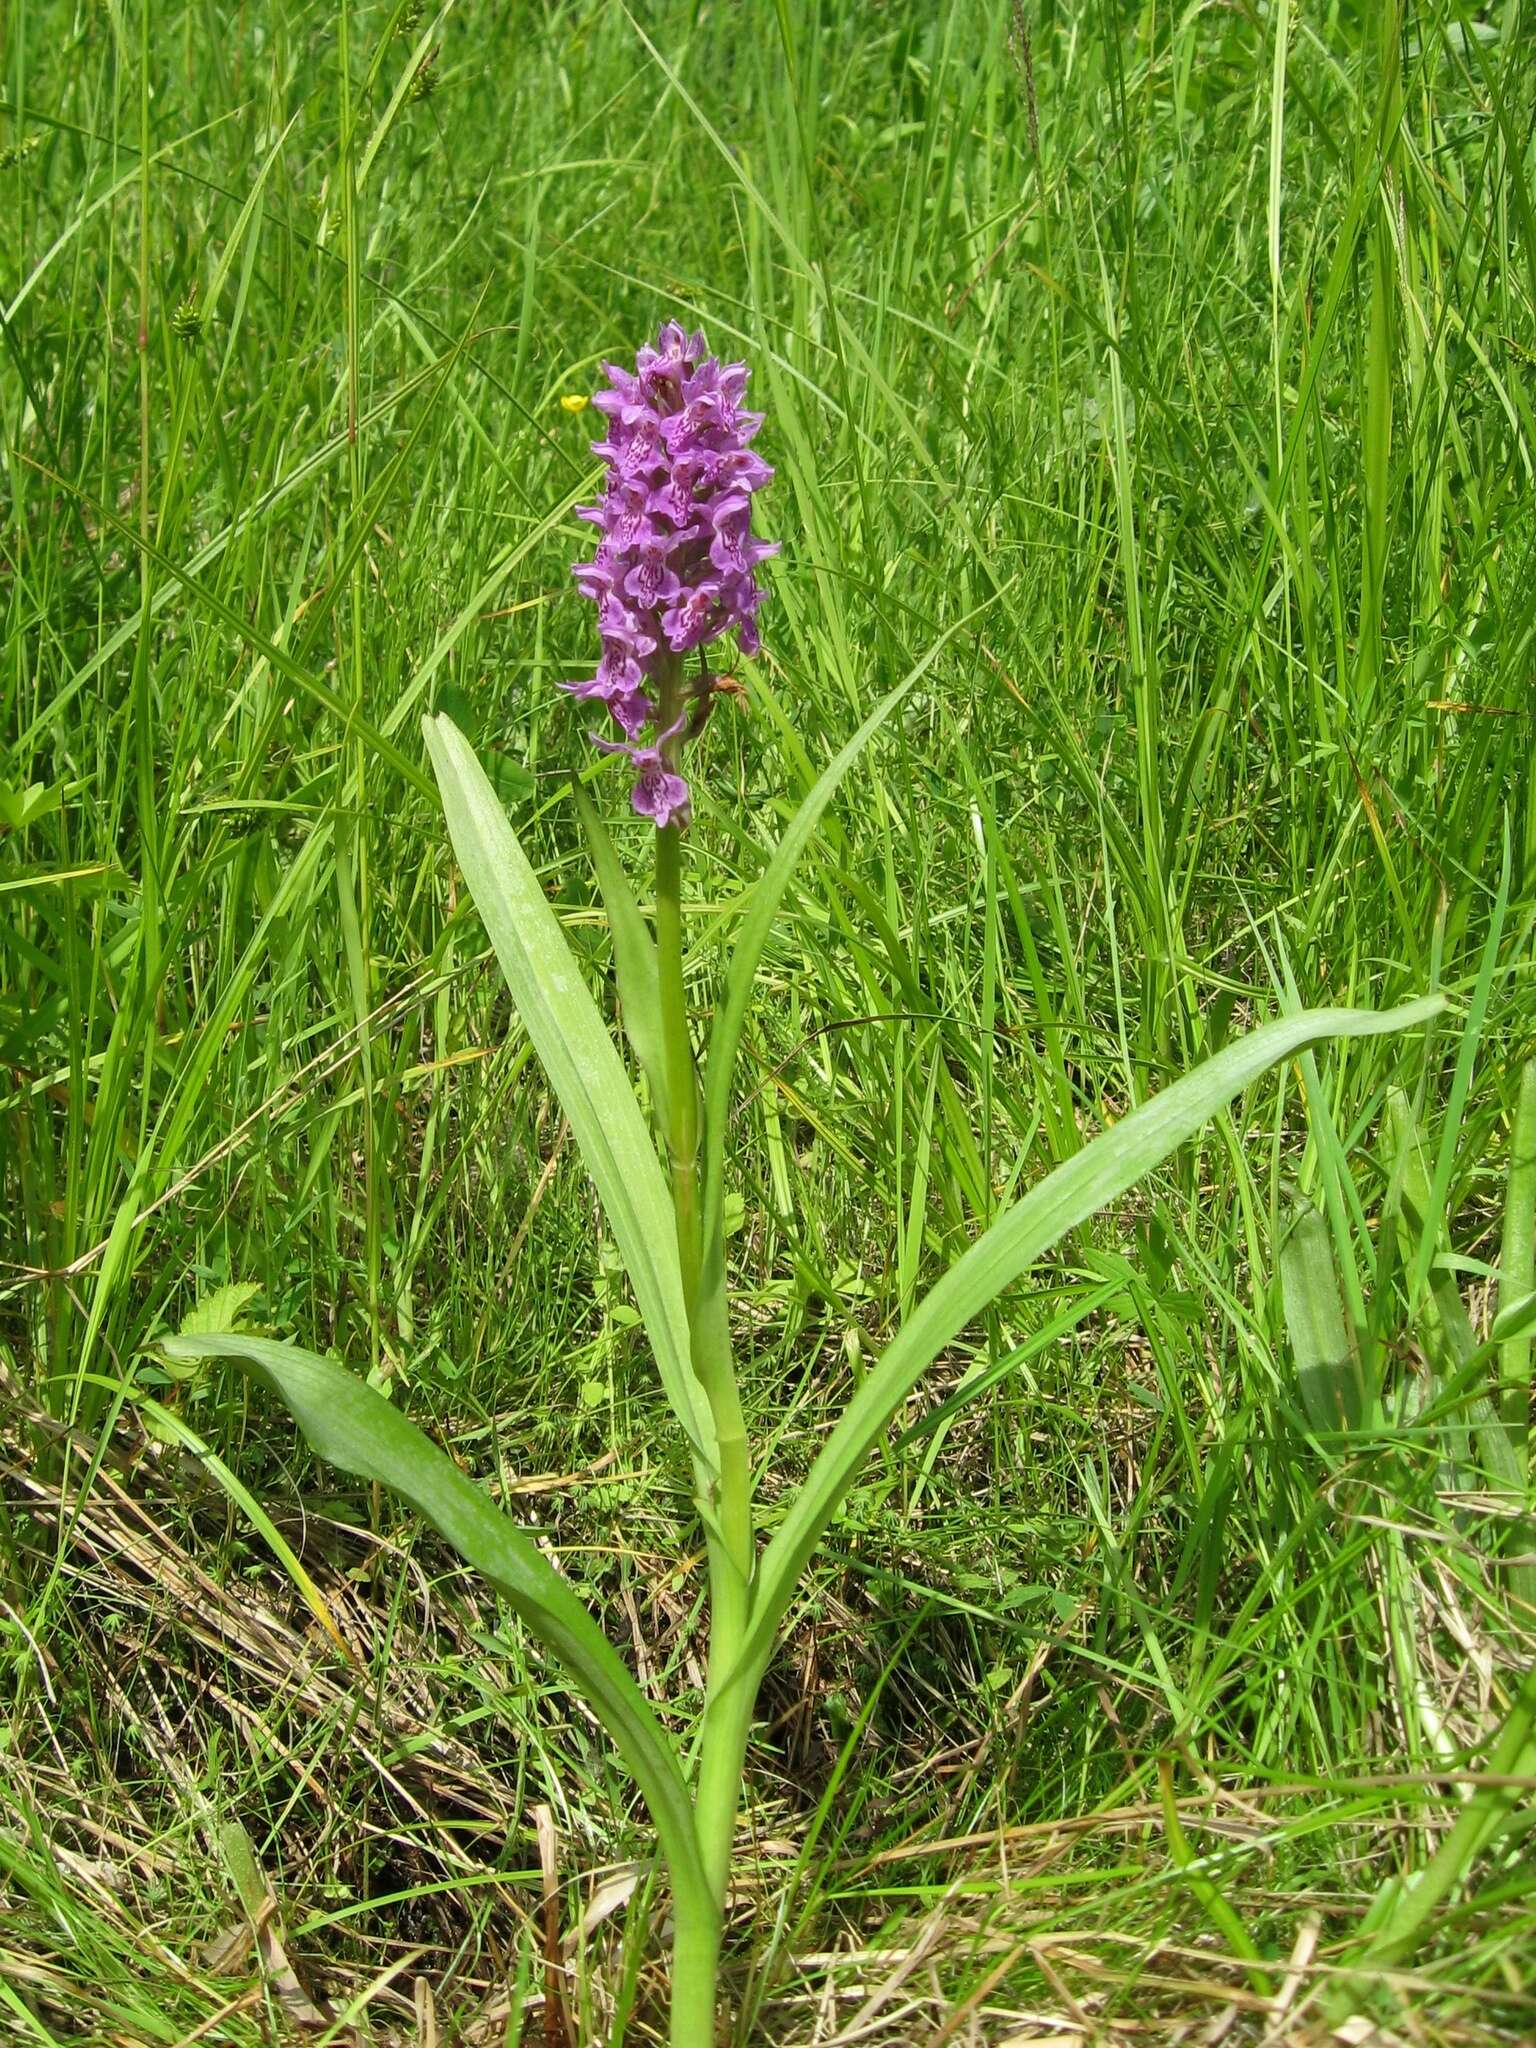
top-left (3, 0), bottom-right (1535, 2041)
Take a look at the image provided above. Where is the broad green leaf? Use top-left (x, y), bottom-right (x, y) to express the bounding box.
top-left (734, 1000), bottom-right (1443, 1685)
top-left (0, 777), bottom-right (65, 831)
top-left (423, 714), bottom-right (713, 1470)
top-left (161, 1332), bottom-right (707, 1900)
top-left (571, 775), bottom-right (670, 1126)
top-left (1279, 1205), bottom-right (1362, 1434)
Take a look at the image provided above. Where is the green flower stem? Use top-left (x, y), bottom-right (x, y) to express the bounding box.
top-left (655, 820), bottom-right (703, 1294)
top-left (654, 675), bottom-right (758, 2036)
top-left (693, 1667), bottom-right (755, 1906)
top-left (691, 1275), bottom-right (757, 1902)
top-left (669, 1869), bottom-right (725, 2048)
top-left (655, 818), bottom-right (753, 1541)
top-left (653, 665), bottom-right (754, 1584)
top-left (654, 658), bottom-right (705, 1305)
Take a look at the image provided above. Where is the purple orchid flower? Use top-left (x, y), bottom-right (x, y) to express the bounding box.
top-left (569, 323), bottom-right (778, 826)
top-left (590, 719), bottom-right (693, 830)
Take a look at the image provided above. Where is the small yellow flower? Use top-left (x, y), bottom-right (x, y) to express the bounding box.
top-left (559, 392), bottom-right (590, 414)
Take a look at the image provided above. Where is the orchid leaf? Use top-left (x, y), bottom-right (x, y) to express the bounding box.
top-left (735, 999), bottom-right (1444, 1684)
top-left (161, 1331), bottom-right (707, 1898)
top-left (424, 714), bottom-right (715, 1471)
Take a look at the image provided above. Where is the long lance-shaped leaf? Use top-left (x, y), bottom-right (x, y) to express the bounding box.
top-left (423, 714), bottom-right (715, 1471)
top-left (163, 1332), bottom-right (709, 1906)
top-left (732, 999), bottom-right (1444, 1684)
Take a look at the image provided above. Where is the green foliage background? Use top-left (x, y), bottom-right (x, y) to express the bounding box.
top-left (2, 0), bottom-right (1533, 2039)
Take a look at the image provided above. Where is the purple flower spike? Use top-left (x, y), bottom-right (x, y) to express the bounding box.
top-left (568, 324), bottom-right (777, 825)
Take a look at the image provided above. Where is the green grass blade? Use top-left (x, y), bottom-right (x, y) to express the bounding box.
top-left (25, 461), bottom-right (435, 800)
top-left (423, 713), bottom-right (714, 1470)
top-left (124, 1385), bottom-right (352, 1659)
top-left (570, 776), bottom-right (670, 1129)
top-left (689, 671), bottom-right (920, 1397)
top-left (698, 672), bottom-right (911, 1251)
top-left (695, 602), bottom-right (996, 1333)
top-left (161, 1331), bottom-right (706, 1902)
top-left (1500, 1060), bottom-right (1536, 1451)
top-left (1157, 1758), bottom-right (1273, 1998)
top-left (1354, 1657), bottom-right (1536, 1976)
top-left (736, 1000), bottom-right (1443, 1681)
top-left (696, 598), bottom-right (999, 1261)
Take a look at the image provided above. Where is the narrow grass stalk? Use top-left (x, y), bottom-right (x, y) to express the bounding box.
top-left (1500, 1060), bottom-right (1536, 1454)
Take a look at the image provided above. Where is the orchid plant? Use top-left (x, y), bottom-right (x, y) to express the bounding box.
top-left (170, 327), bottom-right (1439, 2044)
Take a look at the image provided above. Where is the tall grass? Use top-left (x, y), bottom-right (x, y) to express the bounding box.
top-left (3, 0), bottom-right (1533, 2040)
